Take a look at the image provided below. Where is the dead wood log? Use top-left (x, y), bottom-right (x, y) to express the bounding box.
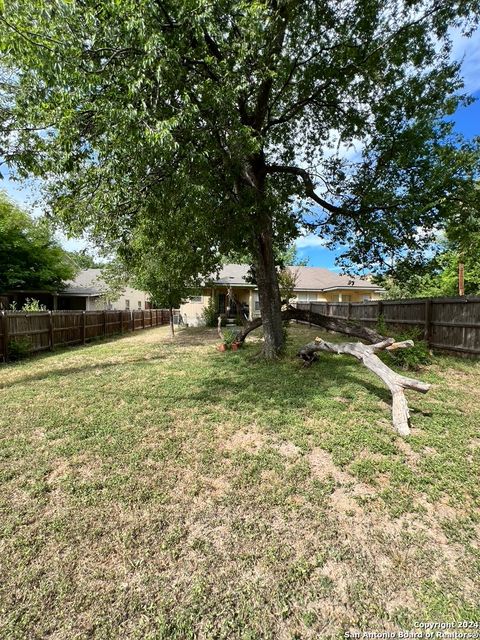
top-left (298, 337), bottom-right (430, 436)
top-left (236, 305), bottom-right (384, 345)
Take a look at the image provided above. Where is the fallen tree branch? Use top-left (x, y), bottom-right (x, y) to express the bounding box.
top-left (298, 337), bottom-right (430, 436)
top-left (236, 305), bottom-right (384, 344)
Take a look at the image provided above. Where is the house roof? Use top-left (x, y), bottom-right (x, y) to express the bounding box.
top-left (290, 266), bottom-right (381, 291)
top-left (210, 264), bottom-right (383, 292)
top-left (61, 269), bottom-right (106, 297)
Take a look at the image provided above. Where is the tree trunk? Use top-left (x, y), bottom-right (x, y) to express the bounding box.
top-left (236, 305), bottom-right (384, 345)
top-left (254, 218), bottom-right (284, 358)
top-left (169, 306), bottom-right (174, 338)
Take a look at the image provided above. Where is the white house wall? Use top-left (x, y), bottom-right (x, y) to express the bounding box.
top-left (85, 287), bottom-right (150, 311)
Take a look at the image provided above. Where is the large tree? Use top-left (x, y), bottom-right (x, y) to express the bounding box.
top-left (0, 191), bottom-right (76, 291)
top-left (1, 0), bottom-right (480, 356)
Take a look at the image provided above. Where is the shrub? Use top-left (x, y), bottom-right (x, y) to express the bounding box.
top-left (7, 337), bottom-right (32, 361)
top-left (202, 297), bottom-right (217, 327)
top-left (381, 328), bottom-right (432, 371)
top-left (22, 298), bottom-right (47, 312)
top-left (222, 328), bottom-right (239, 346)
top-left (10, 298), bottom-right (47, 312)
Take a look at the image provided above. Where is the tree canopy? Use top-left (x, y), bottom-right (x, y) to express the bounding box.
top-left (67, 250), bottom-right (105, 270)
top-left (0, 191), bottom-right (76, 291)
top-left (381, 235), bottom-right (480, 299)
top-left (1, 0), bottom-right (480, 354)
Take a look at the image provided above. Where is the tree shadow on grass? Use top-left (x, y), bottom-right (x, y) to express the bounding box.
top-left (0, 352), bottom-right (169, 389)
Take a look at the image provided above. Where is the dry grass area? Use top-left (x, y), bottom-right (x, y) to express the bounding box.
top-left (0, 324), bottom-right (479, 639)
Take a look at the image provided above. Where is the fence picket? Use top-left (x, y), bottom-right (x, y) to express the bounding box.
top-left (0, 309), bottom-right (172, 362)
top-left (294, 297), bottom-right (480, 356)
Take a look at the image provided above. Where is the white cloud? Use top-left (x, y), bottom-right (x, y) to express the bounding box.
top-left (450, 26), bottom-right (480, 94)
top-left (295, 230), bottom-right (328, 248)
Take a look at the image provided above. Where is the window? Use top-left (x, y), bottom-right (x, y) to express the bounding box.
top-left (125, 300), bottom-right (130, 310)
top-left (296, 292), bottom-right (317, 302)
top-left (362, 295), bottom-right (371, 302)
top-left (138, 301), bottom-right (142, 309)
top-left (254, 301), bottom-right (260, 311)
top-left (342, 295), bottom-right (351, 302)
top-left (189, 295), bottom-right (202, 303)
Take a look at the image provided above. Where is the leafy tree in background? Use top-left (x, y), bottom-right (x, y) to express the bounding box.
top-left (381, 237), bottom-right (480, 298)
top-left (2, 1), bottom-right (480, 356)
top-left (102, 217), bottom-right (219, 336)
top-left (67, 250), bottom-right (105, 270)
top-left (0, 191), bottom-right (76, 291)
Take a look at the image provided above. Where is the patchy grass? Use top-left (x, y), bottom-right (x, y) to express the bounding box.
top-left (0, 324), bottom-right (479, 639)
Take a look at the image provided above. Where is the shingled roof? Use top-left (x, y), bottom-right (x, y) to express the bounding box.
top-left (61, 269), bottom-right (107, 296)
top-left (210, 264), bottom-right (382, 292)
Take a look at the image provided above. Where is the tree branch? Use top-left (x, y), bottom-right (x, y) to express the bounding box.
top-left (264, 164), bottom-right (347, 216)
top-left (298, 337), bottom-right (430, 436)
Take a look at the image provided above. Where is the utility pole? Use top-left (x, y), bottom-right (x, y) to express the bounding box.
top-left (458, 262), bottom-right (465, 297)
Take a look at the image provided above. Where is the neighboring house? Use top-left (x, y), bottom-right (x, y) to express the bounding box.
top-left (0, 269), bottom-right (150, 311)
top-left (180, 263), bottom-right (384, 327)
top-left (58, 269), bottom-right (150, 310)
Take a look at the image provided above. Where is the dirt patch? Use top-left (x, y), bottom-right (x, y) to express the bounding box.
top-left (394, 438), bottom-right (422, 466)
top-left (222, 428), bottom-right (268, 453)
top-left (308, 447), bottom-right (355, 485)
top-left (276, 441), bottom-right (301, 458)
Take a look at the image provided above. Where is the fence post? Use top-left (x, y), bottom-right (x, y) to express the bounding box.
top-left (142, 310), bottom-right (145, 329)
top-left (1, 311), bottom-right (8, 363)
top-left (103, 310), bottom-right (107, 337)
top-left (377, 299), bottom-right (384, 324)
top-left (82, 311), bottom-right (86, 344)
top-left (325, 302), bottom-right (330, 317)
top-left (120, 311), bottom-right (124, 335)
top-left (309, 302), bottom-right (312, 327)
top-left (347, 302), bottom-right (352, 321)
top-left (48, 311), bottom-right (54, 351)
top-left (424, 298), bottom-right (432, 346)
top-left (131, 310), bottom-right (134, 332)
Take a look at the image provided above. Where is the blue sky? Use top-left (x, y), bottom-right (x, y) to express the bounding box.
top-left (2, 27), bottom-right (480, 267)
top-left (295, 87), bottom-right (480, 269)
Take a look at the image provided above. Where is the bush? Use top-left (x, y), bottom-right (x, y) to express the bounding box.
top-left (381, 328), bottom-right (432, 371)
top-left (222, 328), bottom-right (239, 346)
top-left (9, 298), bottom-right (47, 312)
top-left (201, 297), bottom-right (217, 327)
top-left (7, 337), bottom-right (32, 361)
top-left (22, 298), bottom-right (47, 312)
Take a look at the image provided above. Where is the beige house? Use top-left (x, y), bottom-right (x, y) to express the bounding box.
top-left (58, 269), bottom-right (150, 311)
top-left (180, 263), bottom-right (384, 327)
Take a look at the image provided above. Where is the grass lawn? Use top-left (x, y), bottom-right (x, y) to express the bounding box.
top-left (0, 324), bottom-right (479, 639)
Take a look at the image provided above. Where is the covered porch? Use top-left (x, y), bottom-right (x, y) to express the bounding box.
top-left (212, 286), bottom-right (259, 322)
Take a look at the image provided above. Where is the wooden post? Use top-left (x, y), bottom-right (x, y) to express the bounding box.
top-left (120, 311), bottom-right (124, 335)
top-left (459, 262), bottom-right (465, 296)
top-left (347, 302), bottom-right (352, 321)
top-left (131, 311), bottom-right (134, 332)
top-left (142, 310), bottom-right (145, 329)
top-left (1, 311), bottom-right (8, 363)
top-left (48, 311), bottom-right (54, 351)
top-left (103, 310), bottom-right (107, 337)
top-left (377, 299), bottom-right (384, 319)
top-left (81, 311), bottom-right (86, 344)
top-left (424, 298), bottom-right (432, 346)
top-left (325, 302), bottom-right (330, 317)
top-left (309, 302), bottom-right (312, 327)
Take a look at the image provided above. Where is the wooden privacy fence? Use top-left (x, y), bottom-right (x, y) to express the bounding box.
top-left (0, 309), bottom-right (171, 362)
top-left (295, 297), bottom-right (480, 356)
